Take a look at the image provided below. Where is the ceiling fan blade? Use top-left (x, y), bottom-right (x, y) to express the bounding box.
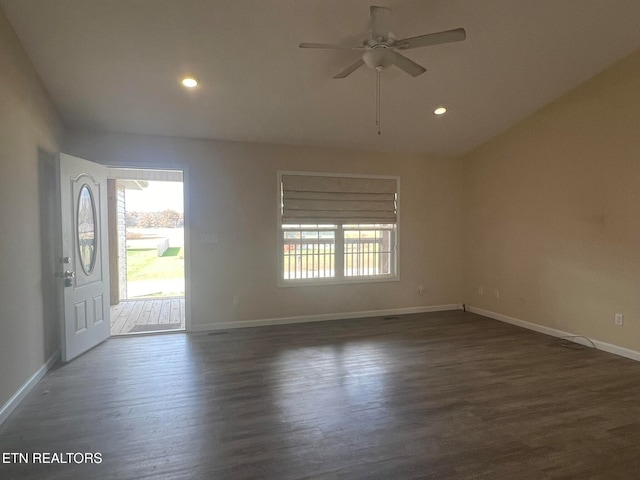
top-left (333, 58), bottom-right (365, 79)
top-left (370, 6), bottom-right (391, 42)
top-left (395, 27), bottom-right (466, 50)
top-left (389, 50), bottom-right (426, 77)
top-left (299, 42), bottom-right (364, 50)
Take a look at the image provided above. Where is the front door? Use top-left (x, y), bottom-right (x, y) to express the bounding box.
top-left (57, 153), bottom-right (110, 361)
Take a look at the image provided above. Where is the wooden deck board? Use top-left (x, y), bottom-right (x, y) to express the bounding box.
top-left (148, 300), bottom-right (163, 326)
top-left (109, 301), bottom-right (126, 326)
top-left (119, 300), bottom-right (146, 334)
top-left (110, 297), bottom-right (185, 335)
top-left (137, 300), bottom-right (153, 325)
top-left (158, 299), bottom-right (172, 324)
top-left (170, 298), bottom-right (181, 323)
top-left (110, 301), bottom-right (135, 334)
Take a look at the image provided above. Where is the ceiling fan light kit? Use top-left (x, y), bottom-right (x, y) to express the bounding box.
top-left (300, 5), bottom-right (465, 134)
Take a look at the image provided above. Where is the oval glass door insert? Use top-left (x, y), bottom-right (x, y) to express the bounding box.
top-left (77, 184), bottom-right (97, 274)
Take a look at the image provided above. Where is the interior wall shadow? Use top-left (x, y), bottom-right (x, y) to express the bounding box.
top-left (38, 148), bottom-right (59, 359)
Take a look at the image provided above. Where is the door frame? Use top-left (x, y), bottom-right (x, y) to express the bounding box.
top-left (104, 162), bottom-right (191, 334)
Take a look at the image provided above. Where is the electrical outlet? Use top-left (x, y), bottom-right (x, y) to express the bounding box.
top-left (233, 295), bottom-right (240, 306)
top-left (494, 289), bottom-right (500, 299)
top-left (478, 286), bottom-right (483, 295)
top-left (614, 313), bottom-right (624, 326)
top-left (418, 285), bottom-right (425, 296)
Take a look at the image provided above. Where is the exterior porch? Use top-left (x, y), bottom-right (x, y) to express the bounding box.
top-left (110, 297), bottom-right (185, 335)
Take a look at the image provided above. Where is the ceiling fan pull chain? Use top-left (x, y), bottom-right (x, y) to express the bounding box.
top-left (376, 67), bottom-right (381, 135)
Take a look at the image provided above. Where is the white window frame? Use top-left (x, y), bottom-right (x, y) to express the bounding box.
top-left (277, 171), bottom-right (400, 287)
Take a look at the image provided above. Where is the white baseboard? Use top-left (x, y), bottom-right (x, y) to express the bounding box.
top-left (467, 306), bottom-right (640, 362)
top-left (0, 351), bottom-right (59, 426)
top-left (190, 304), bottom-right (463, 332)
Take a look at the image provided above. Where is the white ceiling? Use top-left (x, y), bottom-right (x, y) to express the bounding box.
top-left (2, 0), bottom-right (639, 156)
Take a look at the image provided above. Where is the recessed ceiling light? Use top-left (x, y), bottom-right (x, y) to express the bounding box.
top-left (433, 106), bottom-right (447, 115)
top-left (181, 77), bottom-right (198, 88)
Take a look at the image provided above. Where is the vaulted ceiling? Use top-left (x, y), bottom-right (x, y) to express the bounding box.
top-left (2, 0), bottom-right (639, 155)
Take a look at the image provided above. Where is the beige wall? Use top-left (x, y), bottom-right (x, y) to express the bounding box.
top-left (64, 132), bottom-right (464, 328)
top-left (0, 9), bottom-right (65, 408)
top-left (462, 50), bottom-right (640, 350)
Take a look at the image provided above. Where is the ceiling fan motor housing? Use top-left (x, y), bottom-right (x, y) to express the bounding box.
top-left (363, 46), bottom-right (393, 70)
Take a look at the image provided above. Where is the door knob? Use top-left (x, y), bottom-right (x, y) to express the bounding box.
top-left (55, 270), bottom-right (75, 287)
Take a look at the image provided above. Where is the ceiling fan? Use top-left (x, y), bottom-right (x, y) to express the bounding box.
top-left (299, 5), bottom-right (466, 79)
top-left (299, 6), bottom-right (466, 134)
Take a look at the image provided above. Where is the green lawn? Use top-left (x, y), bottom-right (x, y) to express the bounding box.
top-left (127, 247), bottom-right (184, 282)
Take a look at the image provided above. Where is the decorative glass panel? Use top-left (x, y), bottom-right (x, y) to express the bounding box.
top-left (77, 184), bottom-right (97, 274)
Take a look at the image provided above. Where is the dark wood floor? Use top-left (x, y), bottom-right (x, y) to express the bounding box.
top-left (2, 310), bottom-right (640, 479)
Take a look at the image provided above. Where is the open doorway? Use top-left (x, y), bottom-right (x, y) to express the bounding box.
top-left (107, 168), bottom-right (186, 335)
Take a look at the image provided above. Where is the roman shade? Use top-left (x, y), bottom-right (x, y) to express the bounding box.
top-left (281, 174), bottom-right (398, 224)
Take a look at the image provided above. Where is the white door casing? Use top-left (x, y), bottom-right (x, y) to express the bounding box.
top-left (57, 153), bottom-right (110, 362)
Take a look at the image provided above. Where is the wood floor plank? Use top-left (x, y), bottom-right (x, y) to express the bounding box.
top-left (6, 311), bottom-right (640, 479)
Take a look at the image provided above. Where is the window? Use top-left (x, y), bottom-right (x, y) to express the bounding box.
top-left (279, 172), bottom-right (399, 285)
top-left (283, 224), bottom-right (336, 280)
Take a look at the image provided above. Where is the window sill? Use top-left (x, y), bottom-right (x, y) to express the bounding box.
top-left (278, 275), bottom-right (400, 288)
